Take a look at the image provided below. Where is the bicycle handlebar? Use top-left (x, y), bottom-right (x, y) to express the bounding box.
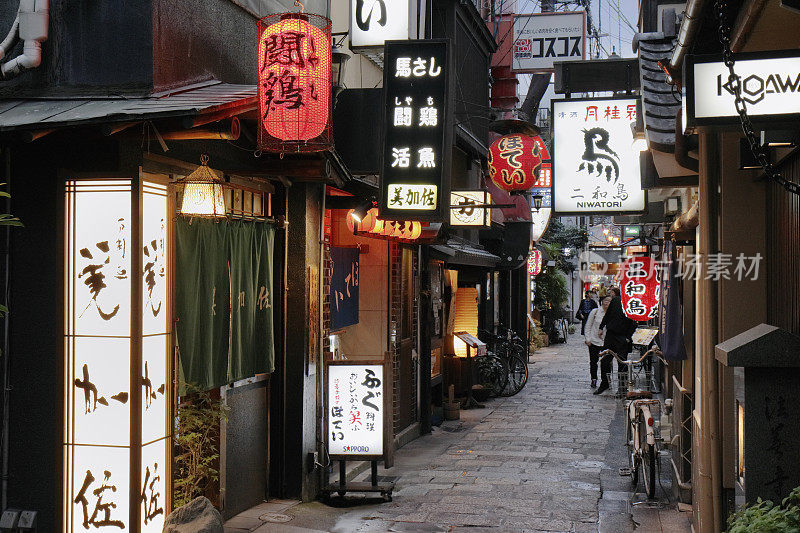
top-left (599, 346), bottom-right (662, 366)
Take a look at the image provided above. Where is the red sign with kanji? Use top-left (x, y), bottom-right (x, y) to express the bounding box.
top-left (620, 256), bottom-right (660, 321)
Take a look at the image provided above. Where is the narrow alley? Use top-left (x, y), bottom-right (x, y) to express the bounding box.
top-left (224, 336), bottom-right (692, 533)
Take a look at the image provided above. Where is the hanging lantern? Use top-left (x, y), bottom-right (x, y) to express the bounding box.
top-left (620, 256), bottom-right (660, 321)
top-left (257, 8), bottom-right (332, 152)
top-left (527, 249), bottom-right (543, 276)
top-left (176, 154), bottom-right (227, 218)
top-left (487, 133), bottom-right (543, 193)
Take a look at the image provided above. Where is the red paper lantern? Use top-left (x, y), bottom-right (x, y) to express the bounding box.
top-left (620, 257), bottom-right (660, 322)
top-left (527, 249), bottom-right (542, 276)
top-left (487, 134), bottom-right (543, 193)
top-left (257, 12), bottom-right (332, 152)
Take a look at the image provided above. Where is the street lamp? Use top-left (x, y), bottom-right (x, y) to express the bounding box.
top-left (531, 193), bottom-right (543, 212)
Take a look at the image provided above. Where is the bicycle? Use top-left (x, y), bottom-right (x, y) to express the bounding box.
top-left (474, 352), bottom-right (509, 397)
top-left (479, 327), bottom-right (529, 397)
top-left (600, 346), bottom-right (671, 500)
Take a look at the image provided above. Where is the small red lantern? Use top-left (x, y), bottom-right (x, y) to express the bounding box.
top-left (620, 257), bottom-right (660, 321)
top-left (487, 133), bottom-right (543, 193)
top-left (527, 249), bottom-right (542, 276)
top-left (257, 10), bottom-right (332, 152)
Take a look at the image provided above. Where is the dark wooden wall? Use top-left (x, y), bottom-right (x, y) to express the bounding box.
top-left (768, 153), bottom-right (800, 335)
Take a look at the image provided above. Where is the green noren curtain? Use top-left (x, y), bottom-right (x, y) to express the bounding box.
top-left (176, 218), bottom-right (275, 391)
top-left (229, 220), bottom-right (275, 380)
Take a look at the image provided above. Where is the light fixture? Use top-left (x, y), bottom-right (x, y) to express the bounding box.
top-left (350, 199), bottom-right (373, 223)
top-left (176, 154), bottom-right (227, 217)
top-left (531, 193), bottom-right (544, 212)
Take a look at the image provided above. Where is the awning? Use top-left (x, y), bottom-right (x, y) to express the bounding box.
top-left (0, 81), bottom-right (257, 132)
top-left (430, 238), bottom-right (500, 268)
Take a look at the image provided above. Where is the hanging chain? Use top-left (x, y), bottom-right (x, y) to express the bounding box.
top-left (714, 0), bottom-right (800, 196)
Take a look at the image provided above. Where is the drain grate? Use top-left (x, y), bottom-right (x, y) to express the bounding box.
top-left (373, 475), bottom-right (399, 483)
top-left (259, 512), bottom-right (293, 523)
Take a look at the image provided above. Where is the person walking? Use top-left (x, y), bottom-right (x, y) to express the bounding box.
top-left (584, 295), bottom-right (611, 388)
top-left (576, 291), bottom-right (599, 335)
top-left (594, 291), bottom-right (637, 395)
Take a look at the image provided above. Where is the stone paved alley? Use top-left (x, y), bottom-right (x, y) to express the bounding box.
top-left (225, 335), bottom-right (692, 533)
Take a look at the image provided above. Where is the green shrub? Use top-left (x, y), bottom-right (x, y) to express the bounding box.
top-left (173, 385), bottom-right (229, 508)
top-left (728, 486), bottom-right (800, 532)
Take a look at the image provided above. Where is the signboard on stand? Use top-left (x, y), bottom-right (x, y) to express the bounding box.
top-left (512, 11), bottom-right (586, 72)
top-left (380, 39), bottom-right (451, 221)
top-left (552, 97), bottom-right (646, 214)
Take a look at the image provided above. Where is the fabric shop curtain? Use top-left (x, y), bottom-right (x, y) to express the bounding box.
top-left (176, 218), bottom-right (275, 391)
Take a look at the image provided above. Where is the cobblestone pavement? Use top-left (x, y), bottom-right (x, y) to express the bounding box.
top-left (226, 334), bottom-right (692, 533)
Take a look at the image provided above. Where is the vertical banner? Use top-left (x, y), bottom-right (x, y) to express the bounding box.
top-left (380, 39), bottom-right (450, 220)
top-left (327, 363), bottom-right (384, 457)
top-left (658, 241), bottom-right (687, 360)
top-left (620, 256), bottom-right (660, 321)
top-left (330, 247), bottom-right (360, 330)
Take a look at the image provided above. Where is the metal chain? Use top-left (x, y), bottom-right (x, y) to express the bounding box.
top-left (714, 0), bottom-right (800, 196)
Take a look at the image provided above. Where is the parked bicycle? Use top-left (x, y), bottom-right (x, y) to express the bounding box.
top-left (480, 327), bottom-right (529, 397)
top-left (600, 345), bottom-right (673, 500)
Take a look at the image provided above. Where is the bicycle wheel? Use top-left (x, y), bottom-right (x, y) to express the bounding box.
top-left (638, 411), bottom-right (656, 499)
top-left (501, 352), bottom-right (529, 396)
top-left (476, 354), bottom-right (508, 397)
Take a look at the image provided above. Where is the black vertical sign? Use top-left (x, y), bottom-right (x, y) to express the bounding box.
top-left (379, 39), bottom-right (451, 221)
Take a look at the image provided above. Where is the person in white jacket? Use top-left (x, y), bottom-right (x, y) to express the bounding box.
top-left (584, 296), bottom-right (611, 388)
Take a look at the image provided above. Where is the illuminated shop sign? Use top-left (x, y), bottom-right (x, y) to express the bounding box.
top-left (380, 39), bottom-right (450, 220)
top-left (327, 363), bottom-right (385, 457)
top-left (620, 256), bottom-right (659, 322)
top-left (350, 0), bottom-right (414, 48)
top-left (450, 190), bottom-right (491, 227)
top-left (686, 50), bottom-right (800, 127)
top-left (346, 208), bottom-right (422, 240)
top-left (552, 97), bottom-right (646, 214)
top-left (64, 178), bottom-right (170, 533)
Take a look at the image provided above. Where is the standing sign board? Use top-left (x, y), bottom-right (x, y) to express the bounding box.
top-left (552, 97), bottom-right (646, 214)
top-left (686, 50), bottom-right (800, 128)
top-left (326, 359), bottom-right (392, 462)
top-left (350, 0), bottom-right (418, 49)
top-left (512, 11), bottom-right (586, 72)
top-left (380, 40), bottom-right (451, 221)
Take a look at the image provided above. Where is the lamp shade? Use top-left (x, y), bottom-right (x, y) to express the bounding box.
top-left (487, 133), bottom-right (543, 193)
top-left (176, 155), bottom-right (227, 218)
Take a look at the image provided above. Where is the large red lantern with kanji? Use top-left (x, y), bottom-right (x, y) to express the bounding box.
top-left (620, 256), bottom-right (660, 321)
top-left (257, 11), bottom-right (332, 152)
top-left (487, 133), bottom-right (544, 193)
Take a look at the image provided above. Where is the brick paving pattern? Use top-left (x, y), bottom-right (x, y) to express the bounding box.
top-left (226, 334), bottom-right (692, 533)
